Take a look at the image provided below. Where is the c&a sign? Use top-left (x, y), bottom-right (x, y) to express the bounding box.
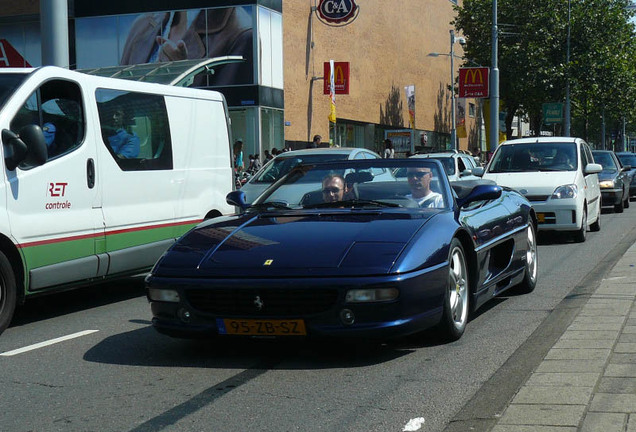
top-left (459, 67), bottom-right (489, 98)
top-left (323, 62), bottom-right (350, 95)
top-left (317, 0), bottom-right (359, 25)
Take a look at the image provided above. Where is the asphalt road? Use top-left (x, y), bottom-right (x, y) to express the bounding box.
top-left (1, 206), bottom-right (635, 432)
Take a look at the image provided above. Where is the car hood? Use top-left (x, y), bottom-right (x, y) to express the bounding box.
top-left (597, 170), bottom-right (618, 181)
top-left (154, 211), bottom-right (436, 278)
top-left (484, 171), bottom-right (577, 195)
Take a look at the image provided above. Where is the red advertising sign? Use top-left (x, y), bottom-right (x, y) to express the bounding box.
top-left (0, 39), bottom-right (31, 67)
top-left (323, 61), bottom-right (350, 95)
top-left (459, 67), bottom-right (489, 98)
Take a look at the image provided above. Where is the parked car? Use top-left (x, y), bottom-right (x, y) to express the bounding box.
top-left (615, 152), bottom-right (636, 199)
top-left (411, 151), bottom-right (481, 182)
top-left (473, 137), bottom-right (602, 242)
top-left (239, 147), bottom-right (386, 204)
top-left (146, 158), bottom-right (538, 343)
top-left (592, 150), bottom-right (631, 212)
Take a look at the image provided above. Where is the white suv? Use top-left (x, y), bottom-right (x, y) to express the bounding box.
top-left (473, 137), bottom-right (602, 242)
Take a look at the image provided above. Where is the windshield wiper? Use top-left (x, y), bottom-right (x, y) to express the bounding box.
top-left (304, 199), bottom-right (400, 209)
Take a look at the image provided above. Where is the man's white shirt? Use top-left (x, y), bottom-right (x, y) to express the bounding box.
top-left (406, 192), bottom-right (444, 208)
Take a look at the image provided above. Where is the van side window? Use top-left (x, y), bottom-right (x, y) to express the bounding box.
top-left (96, 89), bottom-right (173, 171)
top-left (10, 79), bottom-right (84, 166)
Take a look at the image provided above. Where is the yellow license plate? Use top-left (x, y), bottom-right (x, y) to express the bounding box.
top-left (537, 213), bottom-right (545, 223)
top-left (217, 318), bottom-right (307, 336)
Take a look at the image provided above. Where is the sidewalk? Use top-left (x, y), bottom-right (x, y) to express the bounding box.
top-left (491, 242), bottom-right (636, 432)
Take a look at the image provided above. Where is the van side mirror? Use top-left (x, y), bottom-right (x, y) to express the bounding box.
top-left (2, 125), bottom-right (47, 171)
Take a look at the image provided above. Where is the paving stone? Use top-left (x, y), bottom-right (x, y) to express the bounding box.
top-left (553, 339), bottom-right (616, 349)
top-left (628, 414), bottom-right (636, 432)
top-left (619, 333), bottom-right (636, 343)
top-left (535, 359), bottom-right (606, 373)
top-left (615, 343), bottom-right (636, 353)
top-left (560, 330), bottom-right (620, 340)
top-left (491, 426), bottom-right (577, 432)
top-left (569, 323), bottom-right (624, 332)
top-left (589, 393), bottom-right (636, 412)
top-left (623, 326), bottom-right (636, 334)
top-left (573, 316), bottom-right (625, 325)
top-left (612, 353), bottom-right (636, 364)
top-left (545, 348), bottom-right (611, 361)
top-left (597, 377), bottom-right (636, 393)
top-left (498, 404), bottom-right (586, 426)
top-left (525, 372), bottom-right (599, 387)
top-left (605, 363), bottom-right (636, 377)
top-left (511, 385), bottom-right (593, 405)
top-left (580, 412), bottom-right (627, 432)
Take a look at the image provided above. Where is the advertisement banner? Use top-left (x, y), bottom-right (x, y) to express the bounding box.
top-left (458, 67), bottom-right (489, 98)
top-left (328, 59), bottom-right (336, 123)
top-left (456, 98), bottom-right (467, 139)
top-left (483, 99), bottom-right (506, 150)
top-left (404, 85), bottom-right (415, 129)
top-left (323, 62), bottom-right (350, 95)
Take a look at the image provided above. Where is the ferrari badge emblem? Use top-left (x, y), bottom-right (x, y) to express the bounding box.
top-left (264, 259), bottom-right (273, 266)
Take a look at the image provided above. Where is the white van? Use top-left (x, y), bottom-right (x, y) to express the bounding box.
top-left (0, 66), bottom-right (234, 335)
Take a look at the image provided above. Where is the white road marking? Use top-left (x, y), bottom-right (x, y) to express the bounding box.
top-left (0, 330), bottom-right (99, 357)
top-left (403, 417), bottom-right (426, 431)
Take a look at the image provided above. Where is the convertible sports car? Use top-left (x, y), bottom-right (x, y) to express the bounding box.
top-left (147, 159), bottom-right (538, 342)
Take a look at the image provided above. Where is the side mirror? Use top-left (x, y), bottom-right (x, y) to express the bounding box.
top-left (460, 169), bottom-right (472, 177)
top-left (456, 184), bottom-right (502, 208)
top-left (226, 190), bottom-right (248, 210)
top-left (472, 167), bottom-right (485, 177)
top-left (622, 164), bottom-right (632, 171)
top-left (2, 125), bottom-right (47, 171)
top-left (584, 163), bottom-right (602, 175)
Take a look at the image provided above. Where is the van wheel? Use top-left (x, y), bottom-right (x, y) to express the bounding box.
top-left (573, 208), bottom-right (587, 243)
top-left (0, 251), bottom-right (17, 336)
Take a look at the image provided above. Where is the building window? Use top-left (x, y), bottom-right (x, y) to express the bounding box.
top-left (468, 102), bottom-right (476, 118)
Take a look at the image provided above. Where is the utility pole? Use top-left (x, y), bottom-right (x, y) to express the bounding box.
top-left (564, 0), bottom-right (571, 136)
top-left (489, 0), bottom-right (499, 152)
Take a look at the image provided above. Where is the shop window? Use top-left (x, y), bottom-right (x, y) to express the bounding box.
top-left (10, 79), bottom-right (85, 167)
top-left (96, 89), bottom-right (173, 171)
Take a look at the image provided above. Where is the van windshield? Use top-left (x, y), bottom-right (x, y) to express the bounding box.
top-left (0, 74), bottom-right (28, 110)
top-left (488, 142), bottom-right (578, 173)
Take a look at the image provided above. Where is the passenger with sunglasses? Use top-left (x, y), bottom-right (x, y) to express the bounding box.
top-left (406, 168), bottom-right (444, 208)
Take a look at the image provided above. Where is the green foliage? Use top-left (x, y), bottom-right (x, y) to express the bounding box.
top-left (454, 0), bottom-right (636, 145)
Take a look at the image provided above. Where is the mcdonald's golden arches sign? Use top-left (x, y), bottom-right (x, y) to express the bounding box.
top-left (323, 62), bottom-right (350, 95)
top-left (458, 67), bottom-right (489, 98)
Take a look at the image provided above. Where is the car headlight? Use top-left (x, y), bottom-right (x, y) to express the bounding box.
top-left (345, 288), bottom-right (399, 303)
top-left (148, 288), bottom-right (180, 302)
top-left (599, 180), bottom-right (615, 189)
top-left (551, 184), bottom-right (578, 199)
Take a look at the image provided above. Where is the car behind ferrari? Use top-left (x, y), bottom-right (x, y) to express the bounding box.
top-left (146, 159), bottom-right (538, 342)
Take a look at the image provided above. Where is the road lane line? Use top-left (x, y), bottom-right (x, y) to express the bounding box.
top-left (0, 330), bottom-right (99, 357)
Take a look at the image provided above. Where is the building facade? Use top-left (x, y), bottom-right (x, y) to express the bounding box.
top-left (0, 0), bottom-right (481, 160)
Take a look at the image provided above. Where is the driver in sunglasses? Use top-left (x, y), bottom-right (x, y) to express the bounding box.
top-left (321, 174), bottom-right (347, 203)
top-left (406, 167), bottom-right (444, 208)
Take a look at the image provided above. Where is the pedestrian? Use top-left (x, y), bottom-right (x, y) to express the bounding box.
top-left (233, 139), bottom-right (244, 172)
top-left (265, 149), bottom-right (273, 161)
top-left (308, 134), bottom-right (322, 149)
top-left (383, 139), bottom-right (395, 159)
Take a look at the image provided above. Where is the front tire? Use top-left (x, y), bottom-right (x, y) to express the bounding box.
top-left (573, 208), bottom-right (587, 243)
top-left (590, 205), bottom-right (601, 232)
top-left (437, 239), bottom-right (469, 342)
top-left (515, 224), bottom-right (538, 294)
top-left (615, 198), bottom-right (624, 213)
top-left (0, 251), bottom-right (17, 336)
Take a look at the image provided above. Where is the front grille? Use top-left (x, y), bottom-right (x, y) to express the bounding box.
top-left (525, 195), bottom-right (550, 202)
top-left (186, 288), bottom-right (339, 316)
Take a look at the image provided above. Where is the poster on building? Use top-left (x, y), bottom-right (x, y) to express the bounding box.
top-left (456, 98), bottom-right (467, 138)
top-left (404, 85), bottom-right (415, 128)
top-left (75, 6), bottom-right (258, 86)
top-left (386, 130), bottom-right (414, 154)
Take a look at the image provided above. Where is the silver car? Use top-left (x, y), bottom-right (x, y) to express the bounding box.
top-left (239, 147), bottom-right (386, 204)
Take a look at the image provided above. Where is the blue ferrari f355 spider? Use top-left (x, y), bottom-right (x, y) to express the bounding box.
top-left (146, 158), bottom-right (538, 342)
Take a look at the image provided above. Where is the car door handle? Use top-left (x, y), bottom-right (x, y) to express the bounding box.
top-left (87, 158), bottom-right (95, 189)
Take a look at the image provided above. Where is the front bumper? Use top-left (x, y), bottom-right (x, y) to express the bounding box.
top-left (529, 198), bottom-right (582, 231)
top-left (600, 188), bottom-right (623, 206)
top-left (147, 265), bottom-right (448, 341)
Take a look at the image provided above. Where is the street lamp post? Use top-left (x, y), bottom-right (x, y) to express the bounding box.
top-left (490, 0), bottom-right (499, 152)
top-left (450, 30), bottom-right (457, 151)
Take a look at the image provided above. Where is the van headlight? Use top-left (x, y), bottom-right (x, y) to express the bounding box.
top-left (599, 180), bottom-right (615, 189)
top-left (551, 184), bottom-right (578, 199)
top-left (345, 288), bottom-right (399, 303)
top-left (148, 288), bottom-right (180, 302)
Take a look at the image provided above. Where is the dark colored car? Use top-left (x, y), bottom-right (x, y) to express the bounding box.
top-left (146, 159), bottom-right (538, 343)
top-left (615, 152), bottom-right (636, 199)
top-left (592, 150), bottom-right (631, 213)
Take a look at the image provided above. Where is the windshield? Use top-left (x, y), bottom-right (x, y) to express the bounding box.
top-left (617, 153), bottom-right (636, 168)
top-left (251, 159), bottom-right (449, 210)
top-left (252, 153), bottom-right (349, 184)
top-left (592, 152), bottom-right (617, 172)
top-left (488, 142), bottom-right (578, 173)
top-left (0, 73), bottom-right (28, 110)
